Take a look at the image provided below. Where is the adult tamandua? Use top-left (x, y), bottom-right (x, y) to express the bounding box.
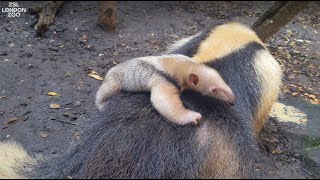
top-left (0, 22), bottom-right (282, 179)
top-left (95, 54), bottom-right (235, 125)
top-left (167, 22), bottom-right (282, 134)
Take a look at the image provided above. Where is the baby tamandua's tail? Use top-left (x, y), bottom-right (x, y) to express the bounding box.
top-left (95, 78), bottom-right (121, 110)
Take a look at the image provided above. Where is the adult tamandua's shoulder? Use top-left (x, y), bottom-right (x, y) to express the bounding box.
top-left (167, 22), bottom-right (282, 133)
top-left (167, 22), bottom-right (265, 60)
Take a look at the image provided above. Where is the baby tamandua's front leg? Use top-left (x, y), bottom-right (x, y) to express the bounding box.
top-left (149, 76), bottom-right (202, 126)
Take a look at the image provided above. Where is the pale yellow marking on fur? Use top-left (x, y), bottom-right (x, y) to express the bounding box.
top-left (193, 22), bottom-right (264, 63)
top-left (0, 142), bottom-right (34, 179)
top-left (195, 122), bottom-right (211, 148)
top-left (253, 50), bottom-right (283, 133)
top-left (197, 122), bottom-right (243, 178)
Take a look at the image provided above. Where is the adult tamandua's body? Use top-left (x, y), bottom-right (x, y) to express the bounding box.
top-left (168, 22), bottom-right (282, 133)
top-left (0, 22), bottom-right (282, 179)
top-left (96, 54), bottom-right (235, 125)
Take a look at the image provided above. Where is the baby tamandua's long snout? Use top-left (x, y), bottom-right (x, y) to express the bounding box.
top-left (185, 65), bottom-right (236, 106)
top-left (212, 86), bottom-right (236, 106)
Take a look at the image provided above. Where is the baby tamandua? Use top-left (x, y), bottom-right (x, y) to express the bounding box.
top-left (95, 54), bottom-right (235, 125)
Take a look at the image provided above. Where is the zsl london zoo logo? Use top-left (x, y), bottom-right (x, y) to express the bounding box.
top-left (1, 2), bottom-right (27, 17)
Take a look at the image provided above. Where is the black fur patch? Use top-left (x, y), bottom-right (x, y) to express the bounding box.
top-left (139, 61), bottom-right (181, 91)
top-left (27, 92), bottom-right (258, 179)
top-left (205, 42), bottom-right (265, 122)
top-left (169, 29), bottom-right (211, 57)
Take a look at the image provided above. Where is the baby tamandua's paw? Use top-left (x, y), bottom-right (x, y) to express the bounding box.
top-left (176, 111), bottom-right (202, 126)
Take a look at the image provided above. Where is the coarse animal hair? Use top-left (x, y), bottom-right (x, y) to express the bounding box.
top-left (0, 22), bottom-right (282, 179)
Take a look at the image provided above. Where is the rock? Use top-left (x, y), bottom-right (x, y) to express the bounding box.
top-left (272, 147), bottom-right (284, 154)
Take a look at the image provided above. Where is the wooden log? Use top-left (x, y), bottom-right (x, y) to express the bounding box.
top-left (252, 1), bottom-right (310, 42)
top-left (99, 1), bottom-right (117, 31)
top-left (28, 1), bottom-right (64, 37)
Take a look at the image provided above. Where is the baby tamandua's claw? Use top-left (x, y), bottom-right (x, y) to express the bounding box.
top-left (176, 110), bottom-right (202, 126)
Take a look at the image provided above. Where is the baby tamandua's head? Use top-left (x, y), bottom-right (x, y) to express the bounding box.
top-left (186, 65), bottom-right (236, 106)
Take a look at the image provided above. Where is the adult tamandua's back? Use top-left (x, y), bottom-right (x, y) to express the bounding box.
top-left (0, 22), bottom-right (282, 179)
top-left (168, 22), bottom-right (282, 133)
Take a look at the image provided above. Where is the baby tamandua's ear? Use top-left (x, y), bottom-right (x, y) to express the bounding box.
top-left (189, 74), bottom-right (199, 85)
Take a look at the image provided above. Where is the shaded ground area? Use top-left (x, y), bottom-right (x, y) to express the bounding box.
top-left (0, 1), bottom-right (319, 178)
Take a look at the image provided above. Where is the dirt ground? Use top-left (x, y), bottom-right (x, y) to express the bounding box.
top-left (0, 1), bottom-right (319, 179)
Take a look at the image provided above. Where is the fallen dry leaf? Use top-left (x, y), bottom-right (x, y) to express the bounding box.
top-left (48, 92), bottom-right (60, 96)
top-left (50, 103), bottom-right (61, 109)
top-left (88, 71), bottom-right (103, 81)
top-left (261, 137), bottom-right (280, 144)
top-left (3, 118), bottom-right (20, 125)
top-left (308, 64), bottom-right (315, 69)
top-left (282, 87), bottom-right (292, 94)
top-left (310, 99), bottom-right (320, 105)
top-left (272, 147), bottom-right (284, 155)
top-left (304, 93), bottom-right (317, 99)
top-left (39, 131), bottom-right (48, 138)
top-left (291, 92), bottom-right (300, 97)
top-left (75, 132), bottom-right (81, 141)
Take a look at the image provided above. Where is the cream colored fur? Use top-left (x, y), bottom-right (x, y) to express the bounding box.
top-left (0, 141), bottom-right (34, 179)
top-left (193, 22), bottom-right (264, 63)
top-left (96, 54), bottom-right (235, 125)
top-left (253, 50), bottom-right (282, 133)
